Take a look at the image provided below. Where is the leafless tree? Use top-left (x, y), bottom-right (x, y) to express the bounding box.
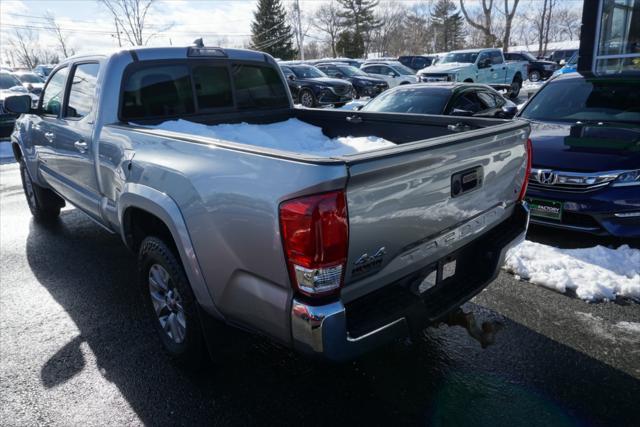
top-left (313, 0), bottom-right (342, 58)
top-left (99, 0), bottom-right (171, 46)
top-left (43, 12), bottom-right (75, 58)
top-left (459, 0), bottom-right (497, 47)
top-left (500, 0), bottom-right (520, 51)
top-left (529, 0), bottom-right (558, 56)
top-left (8, 28), bottom-right (40, 69)
top-left (288, 0), bottom-right (312, 60)
top-left (371, 2), bottom-right (408, 57)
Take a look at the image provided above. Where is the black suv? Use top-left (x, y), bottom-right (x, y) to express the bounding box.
top-left (504, 51), bottom-right (558, 82)
top-left (280, 64), bottom-right (354, 108)
top-left (315, 62), bottom-right (388, 98)
top-left (398, 55), bottom-right (436, 71)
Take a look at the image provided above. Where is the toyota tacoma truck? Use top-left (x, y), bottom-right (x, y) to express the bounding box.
top-left (7, 44), bottom-right (531, 366)
top-left (417, 48), bottom-right (528, 99)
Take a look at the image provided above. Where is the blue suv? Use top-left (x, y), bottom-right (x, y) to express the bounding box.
top-left (518, 73), bottom-right (640, 238)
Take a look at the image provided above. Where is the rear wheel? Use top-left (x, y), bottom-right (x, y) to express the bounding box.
top-left (139, 236), bottom-right (206, 369)
top-left (299, 89), bottom-right (316, 108)
top-left (508, 78), bottom-right (522, 99)
top-left (19, 160), bottom-right (63, 222)
top-left (529, 70), bottom-right (541, 82)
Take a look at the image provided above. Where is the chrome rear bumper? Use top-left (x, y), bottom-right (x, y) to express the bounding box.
top-left (291, 202), bottom-right (529, 362)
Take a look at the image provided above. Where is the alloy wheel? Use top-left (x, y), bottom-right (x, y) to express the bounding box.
top-left (148, 264), bottom-right (186, 344)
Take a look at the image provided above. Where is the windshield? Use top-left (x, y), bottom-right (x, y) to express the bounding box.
top-left (337, 65), bottom-right (366, 77)
top-left (17, 74), bottom-right (43, 83)
top-left (0, 73), bottom-right (21, 89)
top-left (291, 65), bottom-right (327, 79)
top-left (520, 79), bottom-right (640, 124)
top-left (567, 52), bottom-right (578, 65)
top-left (362, 87), bottom-right (450, 114)
top-left (440, 52), bottom-right (479, 64)
top-left (521, 52), bottom-right (537, 61)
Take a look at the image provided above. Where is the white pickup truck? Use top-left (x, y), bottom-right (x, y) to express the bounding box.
top-left (418, 48), bottom-right (528, 99)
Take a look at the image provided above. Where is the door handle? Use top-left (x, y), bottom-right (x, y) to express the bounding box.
top-left (44, 131), bottom-right (55, 142)
top-left (74, 140), bottom-right (88, 153)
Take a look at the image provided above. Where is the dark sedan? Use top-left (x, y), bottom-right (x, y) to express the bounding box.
top-left (315, 62), bottom-right (388, 98)
top-left (357, 83), bottom-right (517, 118)
top-left (518, 73), bottom-right (640, 238)
top-left (280, 64), bottom-right (353, 108)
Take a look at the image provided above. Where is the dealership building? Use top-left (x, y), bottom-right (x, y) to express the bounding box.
top-left (579, 0), bottom-right (640, 74)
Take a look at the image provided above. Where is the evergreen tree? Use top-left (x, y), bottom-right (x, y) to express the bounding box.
top-left (337, 0), bottom-right (381, 57)
top-left (336, 30), bottom-right (365, 58)
top-left (250, 0), bottom-right (297, 60)
top-left (431, 0), bottom-right (465, 52)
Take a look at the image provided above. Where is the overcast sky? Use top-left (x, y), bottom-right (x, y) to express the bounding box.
top-left (1, 0), bottom-right (585, 62)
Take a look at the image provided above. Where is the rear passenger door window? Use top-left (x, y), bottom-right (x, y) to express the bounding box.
top-left (192, 66), bottom-right (233, 110)
top-left (66, 63), bottom-right (100, 119)
top-left (40, 67), bottom-right (69, 116)
top-left (121, 65), bottom-right (195, 121)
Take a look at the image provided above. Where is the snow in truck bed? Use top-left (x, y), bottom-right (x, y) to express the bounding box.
top-left (142, 118), bottom-right (396, 156)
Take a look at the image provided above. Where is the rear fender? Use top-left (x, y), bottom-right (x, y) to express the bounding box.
top-left (117, 183), bottom-right (221, 318)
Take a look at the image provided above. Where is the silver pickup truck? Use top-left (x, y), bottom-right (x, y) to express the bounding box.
top-left (6, 45), bottom-right (531, 365)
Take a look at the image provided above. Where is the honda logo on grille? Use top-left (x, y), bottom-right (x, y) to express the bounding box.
top-left (536, 169), bottom-right (557, 185)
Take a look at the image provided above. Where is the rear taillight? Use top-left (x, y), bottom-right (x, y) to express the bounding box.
top-left (518, 138), bottom-right (532, 201)
top-left (279, 191), bottom-right (348, 298)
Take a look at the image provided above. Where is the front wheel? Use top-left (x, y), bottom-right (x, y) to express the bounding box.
top-left (19, 160), bottom-right (63, 222)
top-left (139, 236), bottom-right (206, 369)
top-left (299, 89), bottom-right (316, 108)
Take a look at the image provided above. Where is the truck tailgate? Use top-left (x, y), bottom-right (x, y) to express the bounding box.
top-left (341, 122), bottom-right (529, 302)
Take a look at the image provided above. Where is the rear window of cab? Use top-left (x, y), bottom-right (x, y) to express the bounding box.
top-left (121, 62), bottom-right (289, 121)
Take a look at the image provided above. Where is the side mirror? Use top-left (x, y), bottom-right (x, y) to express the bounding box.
top-left (288, 74), bottom-right (295, 81)
top-left (451, 108), bottom-right (473, 117)
top-left (388, 72), bottom-right (396, 77)
top-left (500, 105), bottom-right (518, 118)
top-left (3, 95), bottom-right (32, 114)
top-left (559, 59), bottom-right (566, 66)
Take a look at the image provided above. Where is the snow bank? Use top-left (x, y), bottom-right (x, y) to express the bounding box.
top-left (504, 241), bottom-right (640, 302)
top-left (143, 118), bottom-right (395, 156)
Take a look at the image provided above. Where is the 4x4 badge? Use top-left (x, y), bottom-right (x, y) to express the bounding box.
top-left (352, 247), bottom-right (386, 276)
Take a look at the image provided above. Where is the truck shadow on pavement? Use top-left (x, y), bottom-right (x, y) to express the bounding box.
top-left (26, 210), bottom-right (640, 426)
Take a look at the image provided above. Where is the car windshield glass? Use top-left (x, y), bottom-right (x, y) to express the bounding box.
top-left (18, 74), bottom-right (43, 83)
top-left (522, 52), bottom-right (537, 61)
top-left (440, 52), bottom-right (479, 64)
top-left (362, 87), bottom-right (449, 114)
top-left (291, 65), bottom-right (326, 78)
top-left (390, 64), bottom-right (415, 75)
top-left (520, 79), bottom-right (640, 124)
top-left (0, 73), bottom-right (21, 89)
top-left (567, 52), bottom-right (578, 65)
top-left (337, 65), bottom-right (366, 77)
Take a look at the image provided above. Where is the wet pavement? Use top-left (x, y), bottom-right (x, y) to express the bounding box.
top-left (1, 161), bottom-right (639, 426)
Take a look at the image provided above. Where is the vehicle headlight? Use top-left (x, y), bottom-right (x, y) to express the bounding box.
top-left (612, 170), bottom-right (640, 186)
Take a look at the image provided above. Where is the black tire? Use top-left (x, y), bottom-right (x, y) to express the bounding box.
top-left (508, 78), bottom-right (522, 99)
top-left (139, 236), bottom-right (207, 369)
top-left (19, 160), bottom-right (63, 222)
top-left (299, 89), bottom-right (316, 108)
top-left (529, 70), bottom-right (541, 82)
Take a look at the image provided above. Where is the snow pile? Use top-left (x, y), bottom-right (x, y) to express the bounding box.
top-left (143, 118), bottom-right (395, 156)
top-left (504, 241), bottom-right (640, 302)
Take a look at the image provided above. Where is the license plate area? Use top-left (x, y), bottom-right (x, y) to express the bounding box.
top-left (527, 198), bottom-right (563, 221)
top-left (414, 255), bottom-right (457, 296)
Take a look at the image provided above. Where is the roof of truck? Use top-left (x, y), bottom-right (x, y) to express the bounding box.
top-left (60, 46), bottom-right (274, 65)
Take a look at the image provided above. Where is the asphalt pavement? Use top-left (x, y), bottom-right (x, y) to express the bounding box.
top-left (1, 160), bottom-right (639, 427)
